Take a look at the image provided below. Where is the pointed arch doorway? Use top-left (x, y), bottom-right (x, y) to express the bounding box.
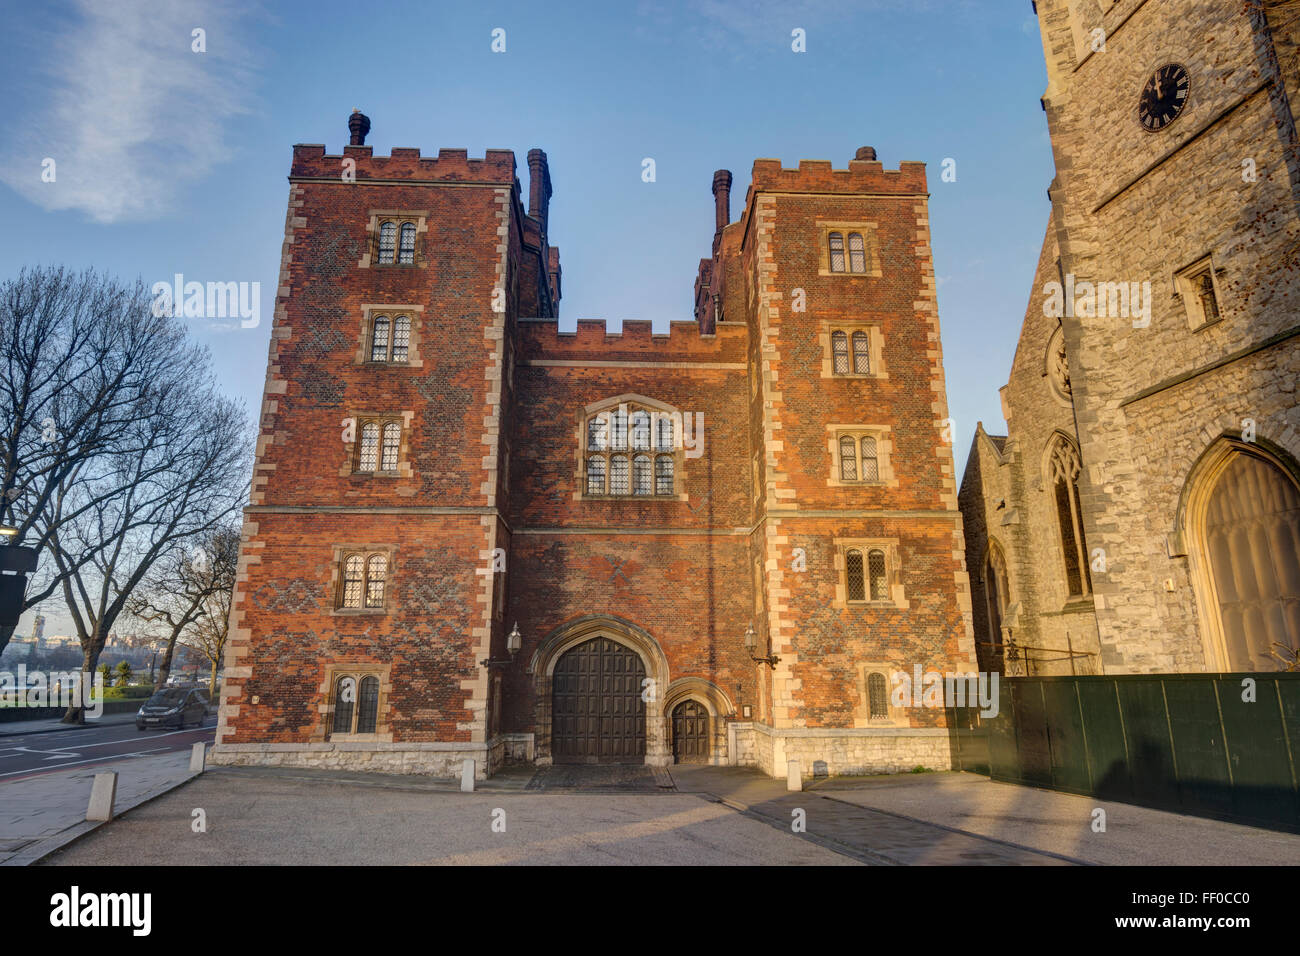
top-left (531, 616), bottom-right (672, 766)
top-left (1185, 440), bottom-right (1300, 670)
top-left (551, 636), bottom-right (646, 764)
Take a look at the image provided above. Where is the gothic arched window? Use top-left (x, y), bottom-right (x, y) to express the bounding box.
top-left (1049, 436), bottom-right (1091, 597)
top-left (356, 676), bottom-right (380, 733)
top-left (828, 232), bottom-right (846, 273)
top-left (377, 221), bottom-right (396, 264)
top-left (846, 549), bottom-right (866, 602)
top-left (867, 672), bottom-right (889, 719)
top-left (333, 677), bottom-right (355, 734)
top-left (584, 400), bottom-right (681, 498)
top-left (398, 222), bottom-right (417, 264)
top-left (832, 331), bottom-right (850, 374)
top-left (358, 422), bottom-right (379, 472)
top-left (370, 316), bottom-right (390, 362)
top-left (354, 419), bottom-right (401, 474)
top-left (852, 331), bottom-right (870, 373)
top-left (868, 549), bottom-right (888, 601)
top-left (848, 232), bottom-right (867, 273)
top-left (391, 315), bottom-right (411, 362)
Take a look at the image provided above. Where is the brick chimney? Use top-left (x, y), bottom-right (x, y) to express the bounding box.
top-left (348, 109), bottom-right (371, 146)
top-left (527, 149), bottom-right (553, 236)
top-left (854, 146), bottom-right (877, 161)
top-left (712, 169), bottom-right (732, 238)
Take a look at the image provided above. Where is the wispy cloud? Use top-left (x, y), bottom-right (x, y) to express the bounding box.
top-left (0, 0), bottom-right (260, 223)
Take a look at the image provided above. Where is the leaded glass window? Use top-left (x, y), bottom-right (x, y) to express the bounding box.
top-left (848, 232), bottom-right (866, 273)
top-left (378, 221), bottom-right (396, 264)
top-left (358, 422), bottom-right (379, 472)
top-left (868, 549), bottom-right (888, 601)
top-left (381, 422), bottom-right (400, 471)
top-left (655, 455), bottom-right (674, 495)
top-left (398, 222), bottom-right (416, 264)
top-left (832, 331), bottom-right (849, 375)
top-left (852, 331), bottom-right (870, 374)
top-left (633, 454), bottom-right (652, 495)
top-left (370, 316), bottom-right (390, 362)
top-left (829, 232), bottom-right (845, 273)
top-left (868, 672), bottom-right (889, 719)
top-left (846, 549), bottom-right (865, 602)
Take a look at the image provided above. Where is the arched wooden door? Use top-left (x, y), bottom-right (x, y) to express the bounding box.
top-left (552, 637), bottom-right (646, 763)
top-left (671, 699), bottom-right (710, 764)
top-left (1202, 450), bottom-right (1300, 670)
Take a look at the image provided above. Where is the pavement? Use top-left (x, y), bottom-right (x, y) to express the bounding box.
top-left (0, 710), bottom-right (216, 866)
top-left (31, 761), bottom-right (1300, 866)
top-left (10, 749), bottom-right (1299, 866)
top-left (1, 751), bottom-right (198, 866)
top-left (799, 770), bottom-right (1300, 866)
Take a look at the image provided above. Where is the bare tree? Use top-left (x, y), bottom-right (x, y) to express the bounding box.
top-left (129, 524), bottom-right (241, 688)
top-left (0, 267), bottom-right (207, 656)
top-left (178, 526), bottom-right (240, 698)
top-left (48, 379), bottom-right (249, 722)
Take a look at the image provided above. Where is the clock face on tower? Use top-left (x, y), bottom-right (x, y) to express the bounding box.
top-left (1138, 63), bottom-right (1190, 132)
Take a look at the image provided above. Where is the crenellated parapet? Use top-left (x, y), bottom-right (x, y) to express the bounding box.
top-left (290, 143), bottom-right (518, 184)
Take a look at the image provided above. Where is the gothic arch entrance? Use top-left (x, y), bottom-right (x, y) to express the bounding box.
top-left (670, 699), bottom-right (709, 764)
top-left (1183, 439), bottom-right (1300, 670)
top-left (530, 616), bottom-right (672, 766)
top-left (551, 637), bottom-right (646, 764)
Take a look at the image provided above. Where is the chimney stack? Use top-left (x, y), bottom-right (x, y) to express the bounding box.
top-left (854, 146), bottom-right (877, 161)
top-left (527, 149), bottom-right (553, 236)
top-left (348, 109), bottom-right (371, 146)
top-left (712, 169), bottom-right (732, 237)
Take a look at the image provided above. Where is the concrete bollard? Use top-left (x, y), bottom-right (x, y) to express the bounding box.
top-left (190, 742), bottom-right (207, 773)
top-left (461, 758), bottom-right (476, 792)
top-left (87, 771), bottom-right (118, 822)
top-left (786, 759), bottom-right (802, 792)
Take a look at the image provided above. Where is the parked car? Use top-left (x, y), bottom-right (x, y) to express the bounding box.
top-left (136, 687), bottom-right (207, 731)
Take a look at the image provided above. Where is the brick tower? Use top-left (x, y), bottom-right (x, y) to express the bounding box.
top-left (213, 116), bottom-right (976, 779)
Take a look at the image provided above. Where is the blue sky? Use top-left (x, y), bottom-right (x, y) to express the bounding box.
top-left (1, 0), bottom-right (1053, 637)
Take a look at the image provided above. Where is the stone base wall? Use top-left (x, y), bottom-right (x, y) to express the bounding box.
top-left (748, 723), bottom-right (953, 778)
top-left (210, 742), bottom-right (493, 779)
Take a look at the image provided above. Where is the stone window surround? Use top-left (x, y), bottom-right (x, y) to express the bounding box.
top-left (815, 220), bottom-right (883, 278)
top-left (1173, 253), bottom-right (1225, 332)
top-left (820, 321), bottom-right (887, 379)
top-left (357, 210), bottom-right (430, 269)
top-left (318, 663), bottom-right (393, 743)
top-left (1042, 433), bottom-right (1092, 601)
top-left (340, 410), bottom-right (415, 479)
top-left (574, 394), bottom-right (689, 502)
top-left (826, 424), bottom-right (898, 489)
top-left (355, 304), bottom-right (425, 367)
top-left (832, 536), bottom-right (908, 610)
top-left (1043, 323), bottom-right (1073, 408)
top-left (328, 543), bottom-right (396, 616)
top-left (853, 662), bottom-right (907, 728)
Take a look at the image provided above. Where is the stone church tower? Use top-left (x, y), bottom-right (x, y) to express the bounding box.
top-left (961, 0), bottom-right (1300, 675)
top-left (211, 115), bottom-right (976, 779)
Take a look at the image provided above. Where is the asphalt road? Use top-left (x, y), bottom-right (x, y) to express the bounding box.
top-left (0, 716), bottom-right (215, 781)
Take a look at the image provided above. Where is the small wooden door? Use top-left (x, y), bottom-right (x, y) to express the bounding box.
top-left (671, 699), bottom-right (710, 764)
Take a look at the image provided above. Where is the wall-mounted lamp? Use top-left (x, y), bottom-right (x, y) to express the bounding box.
top-left (744, 621), bottom-right (779, 669)
top-left (481, 621), bottom-right (522, 669)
